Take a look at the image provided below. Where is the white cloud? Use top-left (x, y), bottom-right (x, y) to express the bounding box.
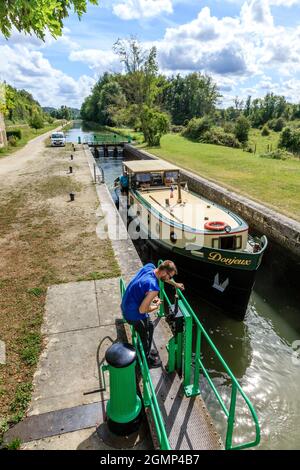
top-left (69, 49), bottom-right (121, 74)
top-left (0, 44), bottom-right (95, 108)
top-left (113, 0), bottom-right (173, 20)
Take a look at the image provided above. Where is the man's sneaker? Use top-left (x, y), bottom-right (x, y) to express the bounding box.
top-left (150, 349), bottom-right (159, 358)
top-left (147, 356), bottom-right (162, 369)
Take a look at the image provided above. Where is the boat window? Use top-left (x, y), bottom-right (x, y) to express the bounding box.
top-left (164, 171), bottom-right (178, 185)
top-left (220, 236), bottom-right (235, 250)
top-left (151, 172), bottom-right (163, 186)
top-left (235, 235), bottom-right (242, 250)
top-left (212, 238), bottom-right (219, 248)
top-left (136, 173), bottom-right (151, 183)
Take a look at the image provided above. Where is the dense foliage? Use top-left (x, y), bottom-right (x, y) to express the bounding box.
top-left (279, 127), bottom-right (300, 154)
top-left (44, 106), bottom-right (80, 120)
top-left (2, 84), bottom-right (48, 125)
top-left (0, 0), bottom-right (97, 40)
top-left (162, 73), bottom-right (220, 125)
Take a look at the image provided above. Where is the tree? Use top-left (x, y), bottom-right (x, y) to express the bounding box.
top-left (98, 81), bottom-right (127, 126)
top-left (162, 73), bottom-right (220, 125)
top-left (234, 116), bottom-right (250, 143)
top-left (279, 127), bottom-right (300, 154)
top-left (140, 106), bottom-right (170, 146)
top-left (30, 112), bottom-right (44, 131)
top-left (0, 1), bottom-right (98, 40)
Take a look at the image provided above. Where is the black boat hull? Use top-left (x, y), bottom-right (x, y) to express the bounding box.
top-left (146, 237), bottom-right (258, 320)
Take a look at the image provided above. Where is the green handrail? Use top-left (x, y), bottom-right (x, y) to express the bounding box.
top-left (158, 261), bottom-right (260, 451)
top-left (119, 278), bottom-right (171, 450)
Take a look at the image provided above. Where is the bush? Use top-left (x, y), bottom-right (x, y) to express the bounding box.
top-left (223, 122), bottom-right (235, 134)
top-left (182, 117), bottom-right (212, 140)
top-left (268, 117), bottom-right (285, 132)
top-left (259, 149), bottom-right (293, 160)
top-left (261, 125), bottom-right (270, 136)
top-left (140, 106), bottom-right (170, 146)
top-left (8, 135), bottom-right (18, 146)
top-left (279, 127), bottom-right (300, 154)
top-left (234, 116), bottom-right (250, 143)
top-left (200, 128), bottom-right (241, 148)
top-left (171, 125), bottom-right (184, 133)
top-left (6, 129), bottom-right (22, 140)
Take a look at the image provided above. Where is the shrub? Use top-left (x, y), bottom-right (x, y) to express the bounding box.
top-left (259, 149), bottom-right (293, 160)
top-left (268, 117), bottom-right (285, 132)
top-left (234, 116), bottom-right (250, 143)
top-left (200, 128), bottom-right (241, 148)
top-left (279, 127), bottom-right (300, 154)
top-left (171, 125), bottom-right (184, 133)
top-left (6, 129), bottom-right (22, 140)
top-left (182, 117), bottom-right (212, 140)
top-left (223, 122), bottom-right (235, 134)
top-left (8, 135), bottom-right (17, 146)
top-left (261, 125), bottom-right (270, 136)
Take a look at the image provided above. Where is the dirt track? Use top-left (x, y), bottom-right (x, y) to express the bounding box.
top-left (0, 127), bottom-right (64, 177)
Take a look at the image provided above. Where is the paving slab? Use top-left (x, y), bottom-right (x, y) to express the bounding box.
top-left (28, 322), bottom-right (118, 416)
top-left (95, 278), bottom-right (123, 326)
top-left (43, 280), bottom-right (100, 335)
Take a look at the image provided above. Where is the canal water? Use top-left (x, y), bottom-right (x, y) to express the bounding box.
top-left (66, 124), bottom-right (300, 450)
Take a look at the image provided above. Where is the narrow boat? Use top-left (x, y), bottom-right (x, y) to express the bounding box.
top-left (118, 159), bottom-right (268, 320)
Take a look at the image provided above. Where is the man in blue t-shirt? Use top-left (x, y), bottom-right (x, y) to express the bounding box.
top-left (121, 260), bottom-right (184, 368)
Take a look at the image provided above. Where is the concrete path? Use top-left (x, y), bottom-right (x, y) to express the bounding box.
top-left (19, 278), bottom-right (151, 450)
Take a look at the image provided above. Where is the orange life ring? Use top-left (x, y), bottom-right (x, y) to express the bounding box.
top-left (204, 221), bottom-right (226, 231)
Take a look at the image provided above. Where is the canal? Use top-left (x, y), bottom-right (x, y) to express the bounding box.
top-left (66, 124), bottom-right (300, 450)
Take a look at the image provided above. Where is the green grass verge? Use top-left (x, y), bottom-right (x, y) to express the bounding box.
top-left (141, 133), bottom-right (300, 221)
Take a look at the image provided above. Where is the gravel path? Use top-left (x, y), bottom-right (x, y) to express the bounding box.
top-left (0, 126), bottom-right (64, 177)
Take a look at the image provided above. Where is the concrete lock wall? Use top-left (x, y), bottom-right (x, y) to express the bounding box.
top-left (124, 144), bottom-right (300, 258)
top-left (0, 112), bottom-right (7, 148)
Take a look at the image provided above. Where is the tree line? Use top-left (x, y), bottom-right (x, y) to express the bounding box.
top-left (81, 39), bottom-right (300, 152)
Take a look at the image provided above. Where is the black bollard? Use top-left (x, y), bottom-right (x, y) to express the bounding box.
top-left (70, 154), bottom-right (73, 160)
top-left (70, 192), bottom-right (75, 202)
top-left (69, 166), bottom-right (73, 174)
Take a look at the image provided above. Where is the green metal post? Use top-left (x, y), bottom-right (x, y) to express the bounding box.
top-left (225, 382), bottom-right (237, 449)
top-left (192, 328), bottom-right (201, 395)
top-left (78, 136), bottom-right (81, 144)
top-left (183, 306), bottom-right (193, 393)
top-left (105, 342), bottom-right (142, 435)
top-left (158, 278), bottom-right (165, 317)
top-left (176, 332), bottom-right (183, 371)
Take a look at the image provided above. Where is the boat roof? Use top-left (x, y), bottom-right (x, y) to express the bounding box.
top-left (124, 159), bottom-right (180, 173)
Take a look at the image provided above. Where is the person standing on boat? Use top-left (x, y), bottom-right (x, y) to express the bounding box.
top-left (121, 260), bottom-right (184, 368)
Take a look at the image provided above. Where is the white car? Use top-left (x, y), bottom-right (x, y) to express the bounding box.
top-left (51, 132), bottom-right (66, 147)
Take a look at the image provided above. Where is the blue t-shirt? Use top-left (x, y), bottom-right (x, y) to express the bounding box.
top-left (120, 175), bottom-right (129, 188)
top-left (121, 263), bottom-right (160, 321)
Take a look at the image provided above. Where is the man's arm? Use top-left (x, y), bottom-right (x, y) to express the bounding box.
top-left (165, 279), bottom-right (185, 290)
top-left (139, 291), bottom-right (160, 314)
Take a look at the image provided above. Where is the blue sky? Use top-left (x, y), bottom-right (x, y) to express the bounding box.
top-left (1, 0), bottom-right (300, 108)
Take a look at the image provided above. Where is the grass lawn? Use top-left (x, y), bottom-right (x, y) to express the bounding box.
top-left (0, 121), bottom-right (64, 158)
top-left (142, 133), bottom-right (300, 221)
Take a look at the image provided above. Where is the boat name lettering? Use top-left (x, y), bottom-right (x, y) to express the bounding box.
top-left (208, 252), bottom-right (252, 266)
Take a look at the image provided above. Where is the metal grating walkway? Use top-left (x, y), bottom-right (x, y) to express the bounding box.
top-left (148, 317), bottom-right (223, 450)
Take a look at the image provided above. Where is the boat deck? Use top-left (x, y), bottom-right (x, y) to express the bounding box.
top-left (139, 187), bottom-right (242, 231)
